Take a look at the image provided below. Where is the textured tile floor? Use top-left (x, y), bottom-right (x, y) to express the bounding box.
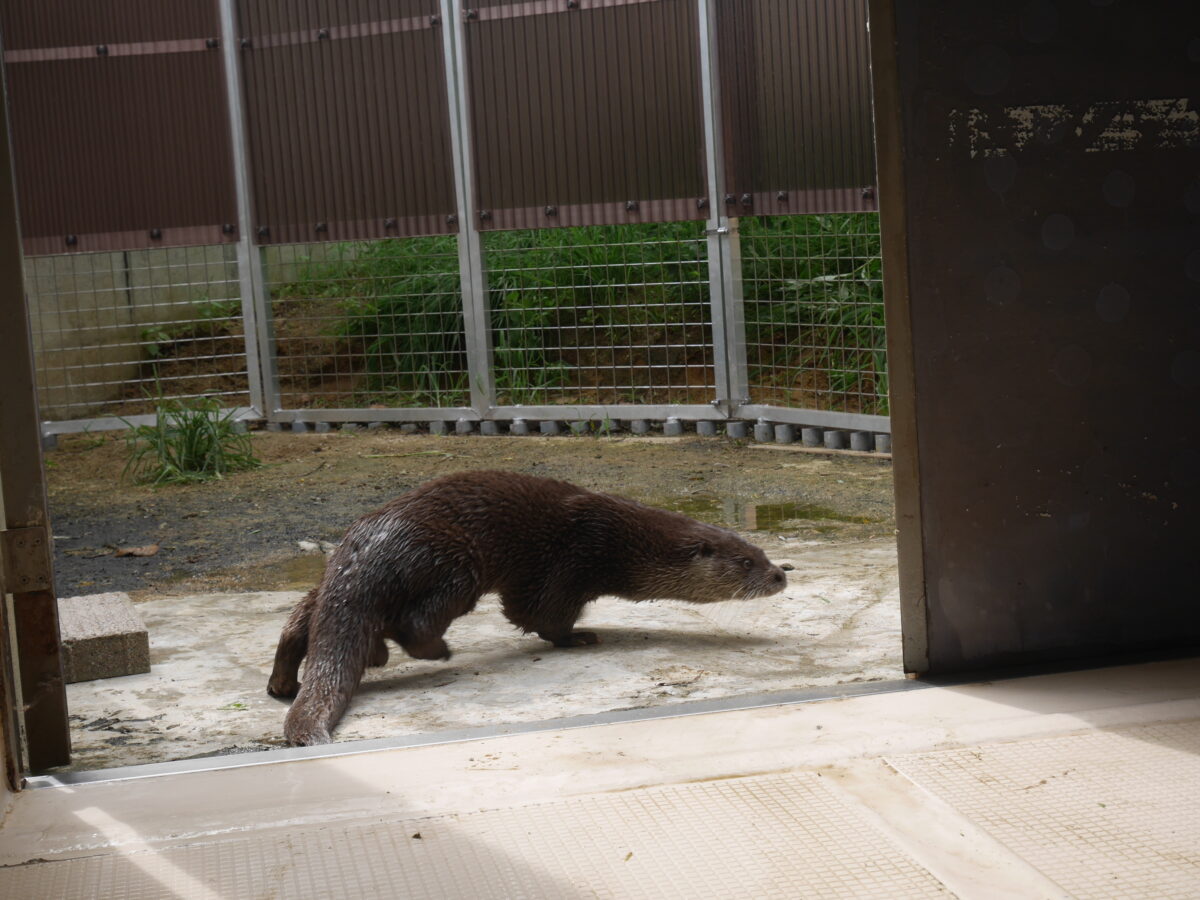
top-left (3, 659), bottom-right (1198, 899)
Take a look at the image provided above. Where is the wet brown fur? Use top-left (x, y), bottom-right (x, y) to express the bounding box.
top-left (269, 470), bottom-right (787, 745)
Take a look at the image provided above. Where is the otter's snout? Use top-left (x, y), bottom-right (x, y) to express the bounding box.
top-left (758, 563), bottom-right (787, 596)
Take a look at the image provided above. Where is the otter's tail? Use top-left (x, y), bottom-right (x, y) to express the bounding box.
top-left (283, 588), bottom-right (376, 746)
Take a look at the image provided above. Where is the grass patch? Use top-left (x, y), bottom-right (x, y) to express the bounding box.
top-left (742, 214), bottom-right (887, 412)
top-left (274, 215), bottom-right (885, 412)
top-left (122, 396), bottom-right (260, 485)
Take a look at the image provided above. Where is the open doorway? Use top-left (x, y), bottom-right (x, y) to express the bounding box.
top-left (2, 0), bottom-right (911, 780)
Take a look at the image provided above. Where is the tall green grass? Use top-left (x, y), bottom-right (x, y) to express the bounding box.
top-left (275, 214), bottom-right (885, 412)
top-left (741, 214), bottom-right (887, 411)
top-left (122, 396), bottom-right (260, 485)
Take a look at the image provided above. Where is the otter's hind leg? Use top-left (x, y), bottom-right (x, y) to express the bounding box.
top-left (390, 574), bottom-right (481, 662)
top-left (391, 608), bottom-right (456, 662)
top-left (267, 589), bottom-right (317, 698)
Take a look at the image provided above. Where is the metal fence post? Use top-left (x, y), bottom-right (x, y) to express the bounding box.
top-left (219, 0), bottom-right (279, 420)
top-left (441, 0), bottom-right (495, 416)
top-left (698, 0), bottom-right (750, 417)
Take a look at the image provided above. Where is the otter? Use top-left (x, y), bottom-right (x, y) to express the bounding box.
top-left (268, 470), bottom-right (788, 746)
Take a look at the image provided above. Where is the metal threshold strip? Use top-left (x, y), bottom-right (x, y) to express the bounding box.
top-left (26, 677), bottom-right (927, 789)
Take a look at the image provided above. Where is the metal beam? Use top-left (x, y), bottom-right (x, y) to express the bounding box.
top-left (867, 0), bottom-right (926, 673)
top-left (697, 0), bottom-right (749, 416)
top-left (219, 0), bottom-right (277, 419)
top-left (0, 58), bottom-right (70, 772)
top-left (442, 0), bottom-right (496, 416)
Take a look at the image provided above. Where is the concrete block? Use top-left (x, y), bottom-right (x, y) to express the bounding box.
top-left (539, 420), bottom-right (561, 436)
top-left (480, 421), bottom-right (500, 436)
top-left (455, 418), bottom-right (475, 435)
top-left (399, 423), bottom-right (419, 435)
top-left (823, 430), bottom-right (848, 450)
top-left (57, 592), bottom-right (150, 683)
top-left (510, 418), bottom-right (530, 435)
top-left (801, 427), bottom-right (824, 447)
top-left (774, 424), bottom-right (796, 444)
top-left (753, 419), bottom-right (774, 442)
top-left (314, 422), bottom-right (332, 434)
top-left (291, 420), bottom-right (310, 434)
top-left (629, 419), bottom-right (650, 435)
top-left (663, 418), bottom-right (684, 437)
top-left (429, 420), bottom-right (449, 436)
top-left (266, 421), bottom-right (285, 433)
top-left (569, 421), bottom-right (590, 435)
top-left (341, 423), bottom-right (361, 433)
top-left (850, 431), bottom-right (873, 452)
top-left (696, 421), bottom-right (717, 437)
top-left (875, 433), bottom-right (892, 454)
top-left (726, 421), bottom-right (748, 439)
top-left (367, 421), bottom-right (386, 432)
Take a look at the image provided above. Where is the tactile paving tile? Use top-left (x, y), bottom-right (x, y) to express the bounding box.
top-left (886, 720), bottom-right (1200, 900)
top-left (0, 771), bottom-right (950, 899)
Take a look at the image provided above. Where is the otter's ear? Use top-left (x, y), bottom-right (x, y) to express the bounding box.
top-left (687, 541), bottom-right (715, 559)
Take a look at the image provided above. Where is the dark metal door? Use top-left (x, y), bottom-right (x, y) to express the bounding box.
top-left (871, 0), bottom-right (1200, 674)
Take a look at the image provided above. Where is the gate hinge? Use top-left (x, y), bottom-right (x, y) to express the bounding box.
top-left (1, 526), bottom-right (53, 594)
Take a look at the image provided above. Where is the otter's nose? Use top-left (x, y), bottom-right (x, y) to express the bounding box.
top-left (772, 568), bottom-right (786, 587)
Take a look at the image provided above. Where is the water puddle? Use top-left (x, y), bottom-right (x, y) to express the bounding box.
top-left (654, 496), bottom-right (880, 530)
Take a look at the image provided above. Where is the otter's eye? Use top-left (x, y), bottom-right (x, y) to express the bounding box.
top-left (741, 558), bottom-right (753, 570)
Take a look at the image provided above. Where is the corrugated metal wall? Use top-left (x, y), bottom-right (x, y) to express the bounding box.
top-left (2, 0), bottom-right (875, 253)
top-left (237, 0), bottom-right (458, 244)
top-left (462, 0), bottom-right (707, 229)
top-left (0, 0), bottom-right (238, 255)
top-left (717, 0), bottom-right (876, 214)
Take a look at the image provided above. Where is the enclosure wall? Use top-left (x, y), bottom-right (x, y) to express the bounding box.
top-left (3, 0), bottom-right (884, 431)
top-left (872, 0), bottom-right (1200, 673)
top-left (0, 1), bottom-right (238, 254)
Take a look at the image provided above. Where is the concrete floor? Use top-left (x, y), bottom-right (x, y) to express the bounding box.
top-left (5, 658), bottom-right (1197, 898)
top-left (61, 537), bottom-right (902, 770)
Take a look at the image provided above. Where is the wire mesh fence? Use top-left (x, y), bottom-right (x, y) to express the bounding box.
top-left (26, 215), bottom-right (887, 426)
top-left (486, 223), bottom-right (715, 407)
top-left (263, 238), bottom-right (467, 410)
top-left (742, 213), bottom-right (887, 415)
top-left (26, 245), bottom-right (249, 421)
top-left (11, 0), bottom-right (886, 433)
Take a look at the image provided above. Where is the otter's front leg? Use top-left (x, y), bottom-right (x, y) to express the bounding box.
top-left (540, 630), bottom-right (601, 648)
top-left (501, 590), bottom-right (599, 648)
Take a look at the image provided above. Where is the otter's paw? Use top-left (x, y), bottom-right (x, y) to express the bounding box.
top-left (403, 637), bottom-right (452, 661)
top-left (267, 676), bottom-right (300, 699)
top-left (367, 638), bottom-right (390, 668)
top-left (547, 630), bottom-right (601, 648)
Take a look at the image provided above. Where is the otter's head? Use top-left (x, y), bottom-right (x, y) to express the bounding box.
top-left (642, 524), bottom-right (788, 603)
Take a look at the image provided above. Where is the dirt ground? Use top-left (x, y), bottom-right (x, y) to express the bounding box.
top-left (47, 430), bottom-right (896, 598)
top-left (44, 429), bottom-right (900, 770)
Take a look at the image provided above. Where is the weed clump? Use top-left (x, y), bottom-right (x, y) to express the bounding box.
top-left (122, 397), bottom-right (259, 485)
